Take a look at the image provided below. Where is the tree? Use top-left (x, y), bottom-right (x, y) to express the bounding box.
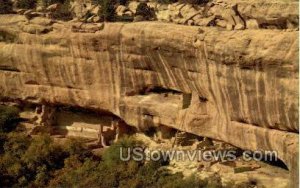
top-left (96, 0), bottom-right (117, 21)
top-left (0, 0), bottom-right (13, 14)
top-left (0, 105), bottom-right (19, 133)
top-left (15, 0), bottom-right (37, 9)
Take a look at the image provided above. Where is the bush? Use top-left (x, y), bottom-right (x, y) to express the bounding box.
top-left (135, 2), bottom-right (155, 20)
top-left (0, 133), bottom-right (6, 154)
top-left (37, 0), bottom-right (64, 8)
top-left (156, 0), bottom-right (178, 4)
top-left (3, 132), bottom-right (31, 158)
top-left (0, 132), bottom-right (31, 186)
top-left (0, 133), bottom-right (205, 187)
top-left (0, 0), bottom-right (13, 14)
top-left (118, 0), bottom-right (128, 5)
top-left (102, 135), bottom-right (144, 166)
top-left (51, 2), bottom-right (72, 21)
top-left (0, 105), bottom-right (19, 133)
top-left (62, 138), bottom-right (93, 161)
top-left (22, 134), bottom-right (67, 171)
top-left (15, 0), bottom-right (37, 9)
top-left (96, 0), bottom-right (117, 21)
top-left (37, 0), bottom-right (72, 21)
top-left (49, 136), bottom-right (203, 188)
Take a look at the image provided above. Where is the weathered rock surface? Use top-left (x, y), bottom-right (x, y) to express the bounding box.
top-left (0, 10), bottom-right (298, 187)
top-left (151, 0), bottom-right (299, 29)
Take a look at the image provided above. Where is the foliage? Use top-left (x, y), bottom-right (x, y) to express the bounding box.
top-left (0, 130), bottom-right (213, 187)
top-left (15, 0), bottom-right (37, 9)
top-left (93, 0), bottom-right (131, 21)
top-left (0, 132), bottom-right (31, 187)
top-left (135, 2), bottom-right (155, 20)
top-left (0, 0), bottom-right (13, 14)
top-left (0, 29), bottom-right (18, 43)
top-left (118, 0), bottom-right (128, 5)
top-left (96, 0), bottom-right (117, 21)
top-left (37, 0), bottom-right (64, 8)
top-left (0, 106), bottom-right (222, 187)
top-left (0, 105), bottom-right (19, 133)
top-left (51, 2), bottom-right (72, 21)
top-left (102, 135), bottom-right (144, 166)
top-left (36, 0), bottom-right (72, 20)
top-left (48, 136), bottom-right (205, 188)
top-left (0, 133), bottom-right (6, 154)
top-left (155, 0), bottom-right (178, 4)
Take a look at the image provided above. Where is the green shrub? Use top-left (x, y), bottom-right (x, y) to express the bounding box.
top-left (0, 133), bottom-right (6, 154)
top-left (97, 0), bottom-right (117, 21)
top-left (92, 0), bottom-right (128, 6)
top-left (0, 132), bottom-right (31, 186)
top-left (118, 0), bottom-right (128, 5)
top-left (37, 0), bottom-right (72, 20)
top-left (51, 2), bottom-right (72, 21)
top-left (0, 133), bottom-right (205, 187)
top-left (135, 2), bottom-right (155, 20)
top-left (156, 0), bottom-right (178, 4)
top-left (22, 134), bottom-right (67, 171)
top-left (62, 138), bottom-right (93, 161)
top-left (0, 29), bottom-right (18, 43)
top-left (37, 0), bottom-right (64, 8)
top-left (15, 0), bottom-right (37, 9)
top-left (0, 132), bottom-right (67, 187)
top-left (0, 105), bottom-right (19, 133)
top-left (0, 0), bottom-right (13, 14)
top-left (102, 135), bottom-right (144, 166)
top-left (3, 132), bottom-right (31, 158)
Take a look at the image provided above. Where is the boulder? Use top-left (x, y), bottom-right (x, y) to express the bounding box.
top-left (86, 15), bottom-right (96, 23)
top-left (16, 9), bottom-right (26, 15)
top-left (215, 19), bottom-right (227, 28)
top-left (92, 16), bottom-right (101, 23)
top-left (246, 19), bottom-right (259, 29)
top-left (226, 23), bottom-right (234, 31)
top-left (24, 10), bottom-right (44, 20)
top-left (234, 23), bottom-right (245, 30)
top-left (70, 1), bottom-right (90, 19)
top-left (116, 5), bottom-right (127, 16)
top-left (36, 6), bottom-right (43, 12)
top-left (133, 15), bottom-right (145, 22)
top-left (30, 17), bottom-right (53, 26)
top-left (19, 23), bottom-right (53, 34)
top-left (187, 19), bottom-right (194, 26)
top-left (156, 10), bottom-right (171, 22)
top-left (232, 15), bottom-right (245, 30)
top-left (180, 4), bottom-right (199, 22)
top-left (194, 15), bottom-right (215, 26)
top-left (71, 23), bottom-right (104, 33)
top-left (128, 1), bottom-right (139, 13)
top-left (23, 9), bottom-right (33, 15)
top-left (46, 3), bottom-right (60, 12)
top-left (123, 11), bottom-right (133, 17)
top-left (90, 5), bottom-right (100, 15)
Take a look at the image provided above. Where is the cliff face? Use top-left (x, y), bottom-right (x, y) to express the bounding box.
top-left (0, 1), bottom-right (298, 185)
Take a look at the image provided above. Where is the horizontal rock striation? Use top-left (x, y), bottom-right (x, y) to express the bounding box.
top-left (0, 13), bottom-right (298, 186)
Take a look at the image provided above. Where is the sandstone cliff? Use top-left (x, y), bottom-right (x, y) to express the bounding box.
top-left (0, 0), bottom-right (299, 186)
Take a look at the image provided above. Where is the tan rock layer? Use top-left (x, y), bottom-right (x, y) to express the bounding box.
top-left (0, 16), bottom-right (298, 186)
